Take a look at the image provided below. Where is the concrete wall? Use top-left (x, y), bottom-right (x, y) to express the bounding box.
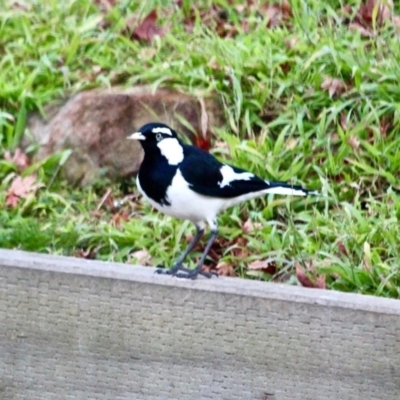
top-left (0, 248), bottom-right (399, 400)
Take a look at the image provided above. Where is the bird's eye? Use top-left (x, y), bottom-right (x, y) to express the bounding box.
top-left (156, 133), bottom-right (162, 141)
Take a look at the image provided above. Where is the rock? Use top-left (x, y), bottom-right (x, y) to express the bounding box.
top-left (24, 86), bottom-right (224, 185)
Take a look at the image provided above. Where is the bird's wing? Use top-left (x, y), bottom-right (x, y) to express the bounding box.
top-left (179, 145), bottom-right (269, 198)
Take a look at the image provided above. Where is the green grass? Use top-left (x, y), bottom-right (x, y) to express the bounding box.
top-left (1, 0), bottom-right (400, 298)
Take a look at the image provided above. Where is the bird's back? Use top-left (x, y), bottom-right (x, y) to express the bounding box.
top-left (179, 143), bottom-right (270, 198)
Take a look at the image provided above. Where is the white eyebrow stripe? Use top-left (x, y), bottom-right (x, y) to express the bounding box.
top-left (152, 127), bottom-right (173, 135)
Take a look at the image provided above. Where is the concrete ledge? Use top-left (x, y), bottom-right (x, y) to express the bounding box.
top-left (0, 249), bottom-right (399, 399)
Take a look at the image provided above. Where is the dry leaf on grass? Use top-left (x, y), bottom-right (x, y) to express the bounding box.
top-left (129, 9), bottom-right (165, 43)
top-left (4, 147), bottom-right (30, 172)
top-left (295, 261), bottom-right (326, 289)
top-left (349, 22), bottom-right (374, 37)
top-left (285, 37), bottom-right (299, 49)
top-left (321, 77), bottom-right (348, 98)
top-left (349, 0), bottom-right (395, 36)
top-left (248, 260), bottom-right (277, 275)
top-left (379, 116), bottom-right (392, 138)
top-left (110, 210), bottom-right (130, 228)
top-left (363, 241), bottom-right (372, 271)
top-left (138, 47), bottom-right (158, 60)
top-left (242, 218), bottom-right (263, 233)
top-left (285, 137), bottom-right (298, 150)
top-left (192, 235), bottom-right (248, 268)
top-left (263, 1), bottom-right (292, 29)
top-left (5, 174), bottom-right (44, 208)
top-left (130, 249), bottom-right (152, 266)
top-left (96, 188), bottom-right (112, 211)
top-left (93, 0), bottom-right (116, 12)
top-left (213, 141), bottom-right (230, 152)
top-left (336, 241), bottom-right (349, 258)
top-left (358, 0), bottom-right (393, 27)
top-left (348, 135), bottom-right (361, 150)
top-left (75, 248), bottom-right (97, 259)
top-left (340, 112), bottom-right (349, 131)
top-left (194, 97), bottom-right (212, 151)
top-left (5, 193), bottom-right (19, 208)
top-left (216, 261), bottom-right (236, 277)
top-left (177, 3), bottom-right (238, 38)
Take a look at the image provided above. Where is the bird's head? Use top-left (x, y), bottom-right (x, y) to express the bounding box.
top-left (127, 122), bottom-right (179, 147)
top-left (127, 122), bottom-right (184, 165)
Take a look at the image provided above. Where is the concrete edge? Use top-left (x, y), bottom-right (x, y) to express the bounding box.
top-left (0, 248), bottom-right (399, 315)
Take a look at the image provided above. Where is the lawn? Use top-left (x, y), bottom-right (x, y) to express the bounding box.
top-left (1, 0), bottom-right (400, 298)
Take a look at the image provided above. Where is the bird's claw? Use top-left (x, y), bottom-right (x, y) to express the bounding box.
top-left (155, 264), bottom-right (218, 279)
top-left (175, 270), bottom-right (216, 279)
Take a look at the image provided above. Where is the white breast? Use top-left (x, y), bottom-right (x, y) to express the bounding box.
top-left (137, 169), bottom-right (271, 228)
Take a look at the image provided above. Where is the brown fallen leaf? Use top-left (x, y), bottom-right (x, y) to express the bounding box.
top-left (285, 37), bottom-right (299, 49)
top-left (7, 1), bottom-right (31, 11)
top-left (340, 112), bottom-right (348, 131)
top-left (349, 22), bottom-right (374, 37)
top-left (262, 0), bottom-right (292, 29)
top-left (93, 0), bottom-right (116, 12)
top-left (192, 97), bottom-right (212, 151)
top-left (394, 16), bottom-right (400, 30)
top-left (5, 174), bottom-right (44, 208)
top-left (97, 188), bottom-right (112, 211)
top-left (75, 248), bottom-right (97, 259)
top-left (337, 241), bottom-right (349, 258)
top-left (4, 147), bottom-right (30, 172)
top-left (213, 141), bottom-right (230, 152)
top-left (279, 61), bottom-right (292, 74)
top-left (242, 218), bottom-right (263, 233)
top-left (178, 3), bottom-right (239, 38)
top-left (348, 135), bottom-right (361, 150)
top-left (363, 241), bottom-right (372, 271)
top-left (248, 260), bottom-right (277, 275)
top-left (138, 47), bottom-right (158, 61)
top-left (321, 77), bottom-right (348, 98)
top-left (110, 210), bottom-right (130, 228)
top-left (360, 0), bottom-right (393, 27)
top-left (130, 249), bottom-right (152, 266)
top-left (5, 193), bottom-right (19, 208)
top-left (241, 19), bottom-right (249, 33)
top-left (231, 236), bottom-right (249, 258)
top-left (130, 9), bottom-right (165, 43)
top-left (216, 261), bottom-right (236, 277)
top-left (192, 235), bottom-right (248, 268)
top-left (285, 137), bottom-right (298, 150)
top-left (379, 116), bottom-right (392, 138)
top-left (295, 261), bottom-right (326, 289)
top-left (349, 0), bottom-right (394, 36)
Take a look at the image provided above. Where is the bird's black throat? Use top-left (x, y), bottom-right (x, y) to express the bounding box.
top-left (138, 150), bottom-right (178, 206)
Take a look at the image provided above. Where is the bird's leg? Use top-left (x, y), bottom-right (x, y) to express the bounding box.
top-left (175, 229), bottom-right (219, 280)
top-left (155, 226), bottom-right (204, 276)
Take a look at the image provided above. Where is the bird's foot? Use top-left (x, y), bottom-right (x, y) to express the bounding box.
top-left (175, 269), bottom-right (218, 279)
top-left (155, 264), bottom-right (217, 280)
top-left (155, 263), bottom-right (191, 275)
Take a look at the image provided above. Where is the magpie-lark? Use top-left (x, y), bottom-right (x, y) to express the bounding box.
top-left (128, 122), bottom-right (318, 279)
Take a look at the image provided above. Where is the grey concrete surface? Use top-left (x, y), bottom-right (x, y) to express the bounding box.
top-left (0, 248), bottom-right (399, 400)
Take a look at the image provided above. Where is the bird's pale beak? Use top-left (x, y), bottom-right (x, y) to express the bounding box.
top-left (127, 132), bottom-right (145, 140)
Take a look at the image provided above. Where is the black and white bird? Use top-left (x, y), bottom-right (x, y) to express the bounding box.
top-left (128, 122), bottom-right (318, 280)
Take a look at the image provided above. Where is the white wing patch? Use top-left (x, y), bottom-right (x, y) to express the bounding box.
top-left (157, 138), bottom-right (184, 165)
top-left (152, 127), bottom-right (173, 135)
top-left (219, 165), bottom-right (254, 188)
